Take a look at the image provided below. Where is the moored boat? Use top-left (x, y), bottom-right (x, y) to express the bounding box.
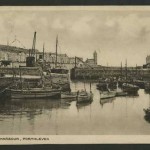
top-left (134, 80), bottom-right (145, 89)
top-left (116, 91), bottom-right (128, 97)
top-left (122, 83), bottom-right (139, 94)
top-left (61, 91), bottom-right (77, 99)
top-left (100, 91), bottom-right (116, 99)
top-left (50, 36), bottom-right (69, 75)
top-left (76, 90), bottom-right (93, 103)
top-left (96, 82), bottom-right (107, 91)
top-left (5, 87), bottom-right (61, 99)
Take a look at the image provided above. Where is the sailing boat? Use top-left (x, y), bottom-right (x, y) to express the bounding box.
top-left (122, 59), bottom-right (139, 95)
top-left (5, 68), bottom-right (61, 99)
top-left (100, 84), bottom-right (116, 99)
top-left (50, 35), bottom-right (69, 74)
top-left (76, 82), bottom-right (93, 103)
top-left (5, 33), bottom-right (61, 99)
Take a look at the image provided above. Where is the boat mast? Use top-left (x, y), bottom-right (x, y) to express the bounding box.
top-left (125, 59), bottom-right (127, 81)
top-left (136, 64), bottom-right (137, 76)
top-left (121, 61), bottom-right (122, 78)
top-left (83, 76), bottom-right (86, 91)
top-left (19, 67), bottom-right (23, 90)
top-left (90, 82), bottom-right (91, 92)
top-left (75, 56), bottom-right (77, 68)
top-left (55, 35), bottom-right (58, 68)
top-left (31, 31), bottom-right (36, 57)
top-left (43, 43), bottom-right (45, 61)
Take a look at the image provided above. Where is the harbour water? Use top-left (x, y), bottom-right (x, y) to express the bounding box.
top-left (0, 81), bottom-right (150, 135)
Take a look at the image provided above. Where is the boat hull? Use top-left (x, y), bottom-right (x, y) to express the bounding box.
top-left (77, 93), bottom-right (93, 103)
top-left (61, 92), bottom-right (77, 99)
top-left (6, 88), bottom-right (61, 99)
top-left (116, 91), bottom-right (128, 97)
top-left (122, 83), bottom-right (139, 94)
top-left (100, 92), bottom-right (116, 99)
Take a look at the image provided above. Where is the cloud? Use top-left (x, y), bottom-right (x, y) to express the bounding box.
top-left (0, 8), bottom-right (150, 66)
top-left (51, 18), bottom-right (64, 29)
top-left (70, 16), bottom-right (93, 36)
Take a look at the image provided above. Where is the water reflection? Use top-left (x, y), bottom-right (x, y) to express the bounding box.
top-left (0, 82), bottom-right (150, 135)
top-left (60, 99), bottom-right (71, 109)
top-left (126, 93), bottom-right (139, 97)
top-left (0, 98), bottom-right (71, 121)
top-left (100, 98), bottom-right (115, 107)
top-left (76, 101), bottom-right (93, 110)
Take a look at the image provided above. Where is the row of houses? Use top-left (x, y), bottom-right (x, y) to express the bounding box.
top-left (37, 52), bottom-right (80, 64)
top-left (0, 45), bottom-right (29, 62)
top-left (0, 45), bottom-right (83, 67)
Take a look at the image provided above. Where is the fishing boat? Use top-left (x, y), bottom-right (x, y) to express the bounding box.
top-left (76, 90), bottom-right (93, 103)
top-left (77, 81), bottom-right (93, 103)
top-left (99, 82), bottom-right (116, 99)
top-left (115, 82), bottom-right (128, 97)
top-left (96, 82), bottom-right (107, 91)
top-left (122, 83), bottom-right (139, 94)
top-left (134, 80), bottom-right (145, 89)
top-left (51, 79), bottom-right (71, 92)
top-left (44, 36), bottom-right (70, 92)
top-left (96, 78), bottom-right (117, 91)
top-left (121, 59), bottom-right (139, 94)
top-left (5, 87), bottom-right (61, 99)
top-left (61, 91), bottom-right (77, 99)
top-left (100, 91), bottom-right (116, 99)
top-left (116, 91), bottom-right (128, 97)
top-left (50, 35), bottom-right (69, 74)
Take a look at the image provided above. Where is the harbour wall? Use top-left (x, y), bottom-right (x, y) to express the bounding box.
top-left (0, 67), bottom-right (42, 76)
top-left (70, 67), bottom-right (150, 81)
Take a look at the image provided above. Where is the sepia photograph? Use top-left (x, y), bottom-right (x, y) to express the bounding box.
top-left (1, 6), bottom-right (150, 144)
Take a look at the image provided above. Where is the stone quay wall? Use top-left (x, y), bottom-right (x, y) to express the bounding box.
top-left (70, 67), bottom-right (150, 81)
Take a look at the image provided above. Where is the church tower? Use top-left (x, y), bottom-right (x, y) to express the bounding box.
top-left (93, 51), bottom-right (97, 65)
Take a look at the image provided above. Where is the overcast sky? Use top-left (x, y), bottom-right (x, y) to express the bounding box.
top-left (0, 6), bottom-right (150, 66)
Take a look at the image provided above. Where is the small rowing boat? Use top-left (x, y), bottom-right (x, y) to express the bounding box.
top-left (77, 90), bottom-right (93, 103)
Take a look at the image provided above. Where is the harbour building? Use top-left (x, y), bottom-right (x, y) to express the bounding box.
top-left (85, 51), bottom-right (98, 67)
